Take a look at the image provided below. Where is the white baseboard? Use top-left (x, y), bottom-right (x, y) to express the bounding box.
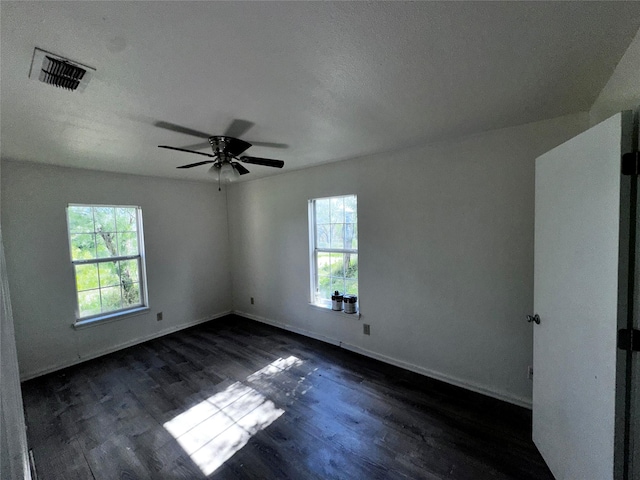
top-left (234, 310), bottom-right (532, 409)
top-left (338, 341), bottom-right (532, 409)
top-left (20, 310), bottom-right (231, 381)
top-left (236, 311), bottom-right (342, 347)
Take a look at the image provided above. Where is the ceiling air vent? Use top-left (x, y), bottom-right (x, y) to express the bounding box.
top-left (29, 48), bottom-right (95, 92)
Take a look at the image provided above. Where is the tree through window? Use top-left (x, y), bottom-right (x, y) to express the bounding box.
top-left (309, 195), bottom-right (358, 307)
top-left (67, 204), bottom-right (148, 320)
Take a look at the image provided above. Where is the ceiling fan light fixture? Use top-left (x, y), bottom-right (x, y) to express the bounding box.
top-left (209, 162), bottom-right (239, 189)
top-left (220, 162), bottom-right (239, 183)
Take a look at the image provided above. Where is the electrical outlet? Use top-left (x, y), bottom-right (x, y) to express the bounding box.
top-left (527, 365), bottom-right (533, 380)
top-left (250, 297), bottom-right (254, 305)
top-left (363, 324), bottom-right (371, 335)
top-left (157, 312), bottom-right (163, 321)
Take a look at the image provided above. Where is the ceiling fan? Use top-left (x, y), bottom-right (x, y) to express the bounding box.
top-left (157, 119), bottom-right (286, 189)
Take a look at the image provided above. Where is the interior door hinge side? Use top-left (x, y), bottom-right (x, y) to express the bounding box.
top-left (617, 328), bottom-right (640, 351)
top-left (621, 151), bottom-right (640, 175)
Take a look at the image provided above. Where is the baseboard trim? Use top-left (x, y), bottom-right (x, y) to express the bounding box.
top-left (20, 310), bottom-right (231, 381)
top-left (237, 311), bottom-right (342, 347)
top-left (338, 341), bottom-right (531, 409)
top-left (234, 310), bottom-right (532, 409)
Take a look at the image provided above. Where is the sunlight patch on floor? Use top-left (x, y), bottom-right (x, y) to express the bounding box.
top-left (163, 355), bottom-right (303, 476)
top-left (246, 355), bottom-right (303, 382)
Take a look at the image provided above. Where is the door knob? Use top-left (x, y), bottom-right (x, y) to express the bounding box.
top-left (527, 314), bottom-right (541, 324)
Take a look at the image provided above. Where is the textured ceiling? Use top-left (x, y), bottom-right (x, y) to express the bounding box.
top-left (1, 1), bottom-right (640, 182)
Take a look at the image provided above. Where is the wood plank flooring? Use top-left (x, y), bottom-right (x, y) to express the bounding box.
top-left (21, 315), bottom-right (553, 479)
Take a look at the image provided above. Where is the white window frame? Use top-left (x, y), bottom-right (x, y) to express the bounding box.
top-left (308, 194), bottom-right (358, 310)
top-left (66, 204), bottom-right (149, 326)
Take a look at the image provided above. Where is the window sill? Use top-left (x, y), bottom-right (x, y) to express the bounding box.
top-left (73, 307), bottom-right (150, 329)
top-left (309, 303), bottom-right (361, 319)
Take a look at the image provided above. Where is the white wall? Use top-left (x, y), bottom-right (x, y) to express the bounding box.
top-left (228, 113), bottom-right (589, 407)
top-left (590, 27), bottom-right (640, 124)
top-left (1, 161), bottom-right (232, 380)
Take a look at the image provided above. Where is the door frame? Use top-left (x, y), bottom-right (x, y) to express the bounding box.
top-left (614, 109), bottom-right (636, 480)
top-left (623, 108), bottom-right (639, 480)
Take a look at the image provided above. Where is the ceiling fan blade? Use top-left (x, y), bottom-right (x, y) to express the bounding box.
top-left (251, 140), bottom-right (289, 148)
top-left (240, 156), bottom-right (284, 168)
top-left (249, 141), bottom-right (289, 149)
top-left (176, 160), bottom-right (215, 169)
top-left (154, 121), bottom-right (211, 139)
top-left (224, 119), bottom-right (254, 138)
top-left (224, 137), bottom-right (252, 157)
top-left (159, 145), bottom-right (216, 158)
top-left (231, 162), bottom-right (250, 175)
top-left (180, 141), bottom-right (211, 151)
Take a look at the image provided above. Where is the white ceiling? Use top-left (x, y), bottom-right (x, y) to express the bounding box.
top-left (2, 1), bottom-right (640, 182)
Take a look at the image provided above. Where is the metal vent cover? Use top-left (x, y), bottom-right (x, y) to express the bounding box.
top-left (29, 48), bottom-right (95, 92)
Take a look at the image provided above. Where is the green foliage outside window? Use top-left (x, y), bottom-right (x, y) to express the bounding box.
top-left (67, 205), bottom-right (143, 318)
top-left (313, 195), bottom-right (358, 303)
top-left (317, 253), bottom-right (358, 300)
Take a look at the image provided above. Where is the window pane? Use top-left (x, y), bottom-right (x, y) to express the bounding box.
top-left (316, 225), bottom-right (330, 249)
top-left (345, 253), bottom-right (358, 279)
top-left (120, 259), bottom-right (139, 281)
top-left (119, 259), bottom-right (140, 306)
top-left (311, 195), bottom-right (357, 307)
top-left (330, 197), bottom-right (344, 223)
top-left (116, 208), bottom-right (137, 232)
top-left (344, 195), bottom-right (357, 223)
top-left (118, 232), bottom-right (139, 256)
top-left (68, 204), bottom-right (147, 320)
top-left (316, 252), bottom-right (331, 275)
top-left (96, 232), bottom-right (118, 258)
top-left (123, 282), bottom-right (141, 307)
top-left (70, 234), bottom-right (96, 260)
top-left (330, 224), bottom-right (344, 249)
top-left (98, 262), bottom-right (120, 288)
top-left (75, 264), bottom-right (99, 291)
top-left (345, 279), bottom-right (358, 296)
top-left (345, 223), bottom-right (357, 249)
top-left (68, 206), bottom-right (94, 233)
top-left (317, 275), bottom-right (331, 300)
top-left (101, 286), bottom-right (122, 312)
top-left (329, 253), bottom-right (344, 277)
top-left (78, 290), bottom-right (101, 317)
top-left (331, 277), bottom-right (345, 295)
top-left (94, 207), bottom-right (116, 233)
top-left (315, 199), bottom-right (330, 224)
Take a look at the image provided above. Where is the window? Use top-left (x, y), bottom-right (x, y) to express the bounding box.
top-left (309, 195), bottom-right (358, 308)
top-left (66, 204), bottom-right (148, 321)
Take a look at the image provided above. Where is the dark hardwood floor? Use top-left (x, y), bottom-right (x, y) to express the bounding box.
top-left (21, 315), bottom-right (553, 479)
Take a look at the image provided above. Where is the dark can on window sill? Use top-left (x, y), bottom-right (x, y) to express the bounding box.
top-left (331, 291), bottom-right (344, 311)
top-left (343, 295), bottom-right (357, 314)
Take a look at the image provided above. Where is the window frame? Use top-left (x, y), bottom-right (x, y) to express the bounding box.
top-left (66, 203), bottom-right (149, 325)
top-left (308, 194), bottom-right (358, 310)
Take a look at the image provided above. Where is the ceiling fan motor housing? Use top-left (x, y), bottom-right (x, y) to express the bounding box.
top-left (208, 136), bottom-right (226, 151)
top-left (206, 135), bottom-right (252, 158)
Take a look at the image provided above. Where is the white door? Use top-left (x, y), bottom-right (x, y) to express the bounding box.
top-left (533, 112), bottom-right (635, 480)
